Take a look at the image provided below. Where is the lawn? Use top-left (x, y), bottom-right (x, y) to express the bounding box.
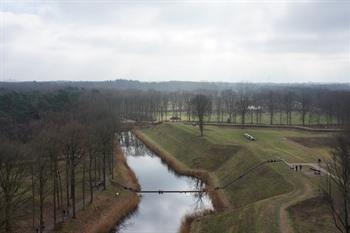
top-left (157, 110), bottom-right (339, 126)
top-left (288, 196), bottom-right (336, 233)
top-left (139, 122), bottom-right (337, 233)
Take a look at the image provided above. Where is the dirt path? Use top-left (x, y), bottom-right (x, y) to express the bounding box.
top-left (281, 159), bottom-right (330, 176)
top-left (275, 158), bottom-right (328, 233)
top-left (279, 177), bottom-right (313, 233)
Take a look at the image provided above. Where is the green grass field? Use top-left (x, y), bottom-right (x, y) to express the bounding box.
top-left (139, 123), bottom-right (336, 233)
top-left (157, 111), bottom-right (338, 126)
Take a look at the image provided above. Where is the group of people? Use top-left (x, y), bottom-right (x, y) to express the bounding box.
top-left (292, 164), bottom-right (303, 172)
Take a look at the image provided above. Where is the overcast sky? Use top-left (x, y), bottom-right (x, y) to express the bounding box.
top-left (0, 0), bottom-right (349, 82)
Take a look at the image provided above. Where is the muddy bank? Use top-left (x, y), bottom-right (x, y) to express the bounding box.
top-left (113, 144), bottom-right (141, 191)
top-left (55, 143), bottom-right (140, 233)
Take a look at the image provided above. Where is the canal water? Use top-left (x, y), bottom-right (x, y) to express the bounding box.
top-left (112, 132), bottom-right (213, 233)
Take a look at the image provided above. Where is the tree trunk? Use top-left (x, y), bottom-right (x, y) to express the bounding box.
top-left (94, 156), bottom-right (97, 187)
top-left (39, 174), bottom-right (44, 233)
top-left (32, 165), bottom-right (35, 229)
top-left (98, 157), bottom-right (101, 182)
top-left (5, 195), bottom-right (11, 233)
top-left (270, 111), bottom-right (274, 125)
top-left (199, 119), bottom-right (204, 136)
top-left (110, 150), bottom-right (114, 179)
top-left (103, 152), bottom-right (106, 190)
top-left (82, 157), bottom-right (86, 208)
top-left (65, 157), bottom-right (70, 209)
top-left (241, 111), bottom-right (245, 127)
top-left (57, 169), bottom-right (64, 222)
top-left (71, 155), bottom-right (76, 219)
top-left (53, 167), bottom-right (57, 226)
top-left (89, 154), bottom-right (94, 204)
top-left (279, 111), bottom-right (282, 125)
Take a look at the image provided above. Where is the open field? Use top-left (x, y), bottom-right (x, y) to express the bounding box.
top-left (157, 111), bottom-right (339, 126)
top-left (138, 123), bottom-right (337, 233)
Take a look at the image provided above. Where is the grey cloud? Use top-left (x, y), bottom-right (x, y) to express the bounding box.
top-left (239, 34), bottom-right (349, 54)
top-left (1, 1), bottom-right (349, 82)
top-left (275, 1), bottom-right (350, 34)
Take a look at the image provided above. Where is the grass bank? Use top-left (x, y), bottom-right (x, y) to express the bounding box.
top-left (138, 123), bottom-right (336, 233)
top-left (55, 143), bottom-right (140, 233)
top-left (133, 129), bottom-right (228, 211)
top-left (288, 196), bottom-right (335, 233)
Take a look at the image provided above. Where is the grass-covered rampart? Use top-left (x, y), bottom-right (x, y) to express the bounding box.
top-left (137, 123), bottom-right (336, 233)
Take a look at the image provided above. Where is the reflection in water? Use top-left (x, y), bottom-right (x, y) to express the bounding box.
top-left (112, 132), bottom-right (213, 233)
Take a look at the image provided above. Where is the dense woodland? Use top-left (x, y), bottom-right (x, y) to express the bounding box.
top-left (0, 88), bottom-right (120, 232)
top-left (1, 81), bottom-right (350, 232)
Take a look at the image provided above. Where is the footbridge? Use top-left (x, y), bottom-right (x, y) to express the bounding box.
top-left (112, 159), bottom-right (283, 194)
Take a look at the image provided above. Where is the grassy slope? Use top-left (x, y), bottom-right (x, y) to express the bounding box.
top-left (140, 123), bottom-right (336, 233)
top-left (288, 197), bottom-right (336, 233)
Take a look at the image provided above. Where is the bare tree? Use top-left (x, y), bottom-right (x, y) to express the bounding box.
top-left (61, 121), bottom-right (85, 219)
top-left (283, 91), bottom-right (294, 125)
top-left (84, 132), bottom-right (98, 204)
top-left (214, 94), bottom-right (223, 123)
top-left (267, 91), bottom-right (275, 125)
top-left (222, 89), bottom-right (235, 123)
top-left (184, 93), bottom-right (193, 121)
top-left (237, 86), bottom-right (250, 127)
top-left (31, 124), bottom-right (60, 230)
top-left (191, 94), bottom-right (211, 136)
top-left (325, 128), bottom-right (350, 233)
top-left (298, 88), bottom-right (311, 126)
top-left (0, 140), bottom-right (28, 233)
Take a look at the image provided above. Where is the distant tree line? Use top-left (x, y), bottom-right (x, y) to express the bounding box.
top-left (2, 82), bottom-right (350, 128)
top-left (1, 80), bottom-right (350, 92)
top-left (113, 85), bottom-right (350, 127)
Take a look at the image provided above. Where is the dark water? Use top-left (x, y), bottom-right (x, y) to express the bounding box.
top-left (112, 132), bottom-right (213, 233)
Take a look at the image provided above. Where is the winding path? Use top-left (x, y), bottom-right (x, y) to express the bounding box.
top-left (279, 177), bottom-right (313, 233)
top-left (277, 159), bottom-right (332, 233)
